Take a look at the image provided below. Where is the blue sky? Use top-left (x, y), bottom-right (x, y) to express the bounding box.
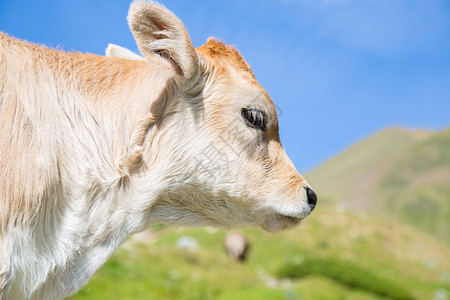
top-left (1, 0), bottom-right (449, 172)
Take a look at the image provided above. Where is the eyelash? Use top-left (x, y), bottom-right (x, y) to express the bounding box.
top-left (241, 107), bottom-right (266, 131)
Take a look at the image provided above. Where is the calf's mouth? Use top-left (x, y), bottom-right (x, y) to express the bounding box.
top-left (260, 212), bottom-right (304, 232)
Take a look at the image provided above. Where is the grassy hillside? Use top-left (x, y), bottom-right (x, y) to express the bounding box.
top-left (306, 127), bottom-right (450, 242)
top-left (70, 207), bottom-right (450, 300)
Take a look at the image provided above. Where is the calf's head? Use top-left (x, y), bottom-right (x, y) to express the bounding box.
top-left (125, 2), bottom-right (316, 232)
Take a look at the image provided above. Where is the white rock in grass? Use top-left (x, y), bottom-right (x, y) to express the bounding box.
top-left (177, 236), bottom-right (199, 251)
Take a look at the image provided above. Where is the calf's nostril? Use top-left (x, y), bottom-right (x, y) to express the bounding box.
top-left (306, 187), bottom-right (317, 210)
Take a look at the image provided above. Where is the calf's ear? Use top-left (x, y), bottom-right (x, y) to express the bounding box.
top-left (105, 43), bottom-right (144, 60)
top-left (128, 1), bottom-right (198, 78)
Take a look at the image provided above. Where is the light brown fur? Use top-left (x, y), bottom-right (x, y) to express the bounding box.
top-left (0, 33), bottom-right (163, 234)
top-left (0, 2), bottom-right (315, 298)
top-left (197, 38), bottom-right (256, 81)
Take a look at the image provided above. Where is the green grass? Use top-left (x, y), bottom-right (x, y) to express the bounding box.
top-left (276, 257), bottom-right (414, 300)
top-left (69, 208), bottom-right (450, 300)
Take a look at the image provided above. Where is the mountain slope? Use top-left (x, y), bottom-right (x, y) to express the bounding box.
top-left (306, 127), bottom-right (450, 242)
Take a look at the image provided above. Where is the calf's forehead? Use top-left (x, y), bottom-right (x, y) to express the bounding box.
top-left (196, 38), bottom-right (256, 81)
top-left (197, 39), bottom-right (279, 122)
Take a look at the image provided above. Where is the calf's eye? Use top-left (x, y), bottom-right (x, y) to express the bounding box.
top-left (241, 107), bottom-right (266, 131)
